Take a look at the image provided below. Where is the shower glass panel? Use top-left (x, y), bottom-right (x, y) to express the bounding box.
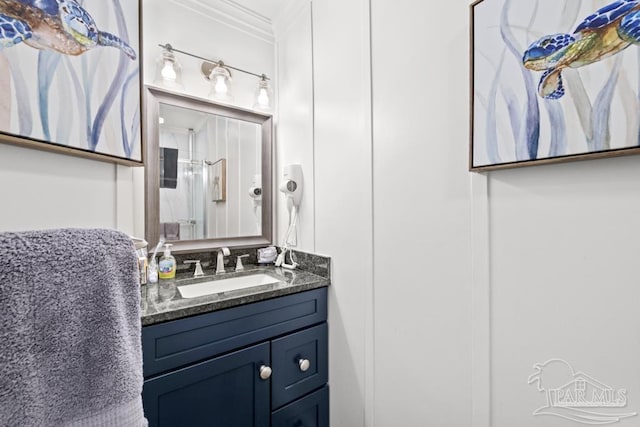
top-left (159, 126), bottom-right (203, 240)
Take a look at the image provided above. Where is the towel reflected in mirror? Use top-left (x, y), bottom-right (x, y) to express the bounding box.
top-left (161, 222), bottom-right (181, 240)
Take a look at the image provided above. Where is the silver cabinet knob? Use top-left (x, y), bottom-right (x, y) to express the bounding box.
top-left (259, 365), bottom-right (272, 380)
top-left (298, 358), bottom-right (310, 372)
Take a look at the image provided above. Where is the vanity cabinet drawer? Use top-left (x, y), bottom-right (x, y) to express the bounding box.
top-left (272, 385), bottom-right (329, 427)
top-left (271, 323), bottom-right (328, 409)
top-left (143, 288), bottom-right (327, 377)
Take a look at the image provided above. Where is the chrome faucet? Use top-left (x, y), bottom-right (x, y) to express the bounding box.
top-left (216, 247), bottom-right (230, 274)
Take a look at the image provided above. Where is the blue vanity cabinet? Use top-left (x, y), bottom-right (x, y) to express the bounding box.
top-left (142, 288), bottom-right (328, 427)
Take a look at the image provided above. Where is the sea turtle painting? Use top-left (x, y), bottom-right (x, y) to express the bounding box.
top-left (523, 0), bottom-right (640, 99)
top-left (0, 0), bottom-right (140, 161)
top-left (0, 0), bottom-right (136, 59)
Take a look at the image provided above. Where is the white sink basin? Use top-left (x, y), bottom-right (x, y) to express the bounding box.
top-left (177, 273), bottom-right (280, 299)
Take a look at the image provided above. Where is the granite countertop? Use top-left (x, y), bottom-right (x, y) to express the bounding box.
top-left (141, 252), bottom-right (330, 326)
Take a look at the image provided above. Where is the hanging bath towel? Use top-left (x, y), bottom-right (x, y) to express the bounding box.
top-left (0, 228), bottom-right (148, 427)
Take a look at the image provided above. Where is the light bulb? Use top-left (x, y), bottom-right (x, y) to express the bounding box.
top-left (161, 60), bottom-right (177, 81)
top-left (208, 63), bottom-right (233, 101)
top-left (214, 75), bottom-right (228, 94)
top-left (257, 88), bottom-right (269, 107)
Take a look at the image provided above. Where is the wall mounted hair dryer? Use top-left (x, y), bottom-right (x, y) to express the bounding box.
top-left (279, 165), bottom-right (303, 209)
top-left (276, 165), bottom-right (303, 269)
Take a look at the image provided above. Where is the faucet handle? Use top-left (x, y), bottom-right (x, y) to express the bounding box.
top-left (235, 255), bottom-right (250, 272)
top-left (184, 260), bottom-right (204, 277)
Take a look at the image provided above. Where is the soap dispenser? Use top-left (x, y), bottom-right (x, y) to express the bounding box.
top-left (158, 243), bottom-right (176, 281)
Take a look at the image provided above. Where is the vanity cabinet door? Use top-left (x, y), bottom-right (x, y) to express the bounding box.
top-left (143, 342), bottom-right (270, 427)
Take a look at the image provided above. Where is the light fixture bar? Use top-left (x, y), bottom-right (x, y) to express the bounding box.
top-left (159, 43), bottom-right (269, 80)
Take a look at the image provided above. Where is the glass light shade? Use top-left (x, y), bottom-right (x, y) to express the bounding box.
top-left (208, 64), bottom-right (233, 102)
top-left (154, 47), bottom-right (184, 90)
top-left (253, 76), bottom-right (273, 111)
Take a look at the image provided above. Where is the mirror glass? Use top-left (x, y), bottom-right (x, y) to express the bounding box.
top-left (145, 87), bottom-right (273, 251)
top-left (158, 103), bottom-right (263, 240)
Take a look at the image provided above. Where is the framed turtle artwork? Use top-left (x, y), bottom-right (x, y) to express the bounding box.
top-left (0, 0), bottom-right (142, 165)
top-left (470, 0), bottom-right (640, 171)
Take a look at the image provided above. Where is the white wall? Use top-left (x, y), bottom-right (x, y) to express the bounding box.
top-left (308, 1), bottom-right (640, 426)
top-left (0, 143), bottom-right (140, 236)
top-left (369, 0), bottom-right (472, 425)
top-left (308, 1), bottom-right (472, 425)
top-left (274, 0), bottom-right (315, 252)
top-left (487, 157), bottom-right (640, 427)
top-left (311, 0), bottom-right (374, 426)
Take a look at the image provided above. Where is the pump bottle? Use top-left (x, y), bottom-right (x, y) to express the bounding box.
top-left (158, 243), bottom-right (176, 280)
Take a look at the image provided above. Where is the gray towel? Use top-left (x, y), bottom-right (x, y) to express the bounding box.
top-left (159, 147), bottom-right (178, 189)
top-left (0, 229), bottom-right (147, 427)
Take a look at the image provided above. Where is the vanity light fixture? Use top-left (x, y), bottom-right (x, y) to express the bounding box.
top-left (158, 43), bottom-right (272, 111)
top-left (154, 44), bottom-right (184, 90)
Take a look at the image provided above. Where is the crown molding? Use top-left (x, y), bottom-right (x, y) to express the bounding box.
top-left (273, 0), bottom-right (310, 37)
top-left (170, 0), bottom-right (275, 44)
